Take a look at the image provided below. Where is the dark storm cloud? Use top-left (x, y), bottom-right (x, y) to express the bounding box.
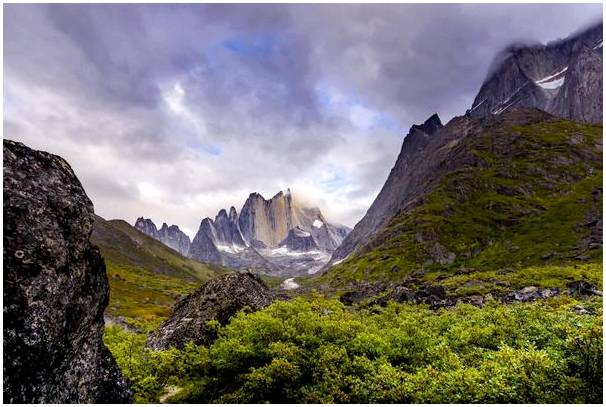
top-left (4, 3), bottom-right (601, 231)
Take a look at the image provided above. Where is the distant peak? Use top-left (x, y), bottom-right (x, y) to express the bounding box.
top-left (229, 206), bottom-right (238, 219)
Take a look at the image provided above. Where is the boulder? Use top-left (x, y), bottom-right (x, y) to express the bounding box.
top-left (3, 140), bottom-right (131, 403)
top-left (146, 272), bottom-right (275, 350)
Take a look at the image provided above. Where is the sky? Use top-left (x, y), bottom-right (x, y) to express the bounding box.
top-left (4, 3), bottom-right (602, 236)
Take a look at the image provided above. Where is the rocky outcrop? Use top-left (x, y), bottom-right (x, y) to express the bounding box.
top-left (134, 217), bottom-right (191, 256)
top-left (331, 113), bottom-right (443, 263)
top-left (146, 272), bottom-right (275, 350)
top-left (3, 140), bottom-right (131, 403)
top-left (469, 22), bottom-right (602, 124)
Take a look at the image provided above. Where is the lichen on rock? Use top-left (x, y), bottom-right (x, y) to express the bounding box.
top-left (3, 140), bottom-right (131, 403)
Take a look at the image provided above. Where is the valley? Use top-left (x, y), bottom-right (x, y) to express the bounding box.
top-left (3, 7), bottom-right (603, 405)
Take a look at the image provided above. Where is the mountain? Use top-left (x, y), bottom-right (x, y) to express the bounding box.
top-left (317, 108), bottom-right (602, 298)
top-left (188, 189), bottom-right (350, 276)
top-left (92, 215), bottom-right (225, 323)
top-left (134, 217), bottom-right (191, 256)
top-left (468, 22), bottom-right (602, 123)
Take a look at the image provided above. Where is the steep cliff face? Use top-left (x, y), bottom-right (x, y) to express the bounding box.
top-left (146, 272), bottom-right (275, 350)
top-left (3, 140), bottom-right (131, 403)
top-left (331, 113), bottom-right (444, 263)
top-left (134, 217), bottom-right (191, 256)
top-left (469, 23), bottom-right (602, 124)
top-left (238, 190), bottom-right (299, 247)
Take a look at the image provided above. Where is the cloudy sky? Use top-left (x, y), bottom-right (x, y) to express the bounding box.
top-left (4, 3), bottom-right (602, 236)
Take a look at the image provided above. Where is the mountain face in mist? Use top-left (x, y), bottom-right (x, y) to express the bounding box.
top-left (469, 22), bottom-right (602, 124)
top-left (331, 24), bottom-right (603, 266)
top-left (134, 217), bottom-right (191, 256)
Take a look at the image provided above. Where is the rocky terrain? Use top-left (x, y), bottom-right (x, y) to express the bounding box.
top-left (3, 140), bottom-right (131, 403)
top-left (469, 22), bottom-right (602, 123)
top-left (138, 189), bottom-right (350, 278)
top-left (146, 272), bottom-right (276, 350)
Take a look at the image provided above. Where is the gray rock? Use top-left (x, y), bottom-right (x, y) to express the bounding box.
top-left (3, 140), bottom-right (131, 403)
top-left (279, 227), bottom-right (319, 252)
top-left (146, 272), bottom-right (276, 350)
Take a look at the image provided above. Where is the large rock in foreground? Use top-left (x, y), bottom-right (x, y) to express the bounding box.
top-left (146, 272), bottom-right (275, 350)
top-left (3, 140), bottom-right (131, 403)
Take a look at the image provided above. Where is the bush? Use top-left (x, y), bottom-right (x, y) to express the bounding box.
top-left (106, 294), bottom-right (603, 403)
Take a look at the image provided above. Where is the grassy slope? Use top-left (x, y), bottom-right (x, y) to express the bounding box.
top-left (92, 216), bottom-right (227, 324)
top-left (309, 118), bottom-right (602, 293)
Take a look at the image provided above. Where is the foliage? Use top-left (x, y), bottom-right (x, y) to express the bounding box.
top-left (107, 294), bottom-right (603, 403)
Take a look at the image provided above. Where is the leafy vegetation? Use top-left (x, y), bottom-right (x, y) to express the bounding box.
top-left (312, 119), bottom-right (602, 289)
top-left (105, 294), bottom-right (603, 403)
top-left (92, 216), bottom-right (226, 323)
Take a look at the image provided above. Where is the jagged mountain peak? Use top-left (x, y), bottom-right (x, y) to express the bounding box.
top-left (229, 206), bottom-right (238, 219)
top-left (411, 113), bottom-right (443, 134)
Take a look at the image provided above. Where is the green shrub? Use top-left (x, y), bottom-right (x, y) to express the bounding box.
top-left (166, 295), bottom-right (601, 403)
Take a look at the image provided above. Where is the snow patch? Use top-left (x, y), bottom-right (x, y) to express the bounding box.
top-left (332, 258), bottom-right (345, 265)
top-left (594, 40), bottom-right (603, 50)
top-left (281, 277), bottom-right (300, 290)
top-left (535, 67), bottom-right (567, 90)
top-left (537, 77), bottom-right (565, 90)
top-left (293, 228), bottom-right (311, 237)
top-left (270, 247), bottom-right (322, 257)
top-left (216, 244), bottom-right (246, 254)
top-left (313, 219), bottom-right (324, 228)
top-left (470, 99), bottom-right (486, 112)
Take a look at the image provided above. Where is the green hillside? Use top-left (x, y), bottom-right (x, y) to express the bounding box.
top-left (92, 216), bottom-right (227, 325)
top-left (311, 116), bottom-right (602, 295)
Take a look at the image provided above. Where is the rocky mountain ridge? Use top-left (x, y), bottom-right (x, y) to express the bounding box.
top-left (137, 189), bottom-right (350, 277)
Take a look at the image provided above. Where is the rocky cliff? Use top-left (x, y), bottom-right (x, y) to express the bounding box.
top-left (3, 140), bottom-right (131, 403)
top-left (146, 272), bottom-right (275, 350)
top-left (331, 113), bottom-right (444, 263)
top-left (188, 189), bottom-right (350, 276)
top-left (469, 22), bottom-right (602, 124)
top-left (134, 217), bottom-right (191, 256)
